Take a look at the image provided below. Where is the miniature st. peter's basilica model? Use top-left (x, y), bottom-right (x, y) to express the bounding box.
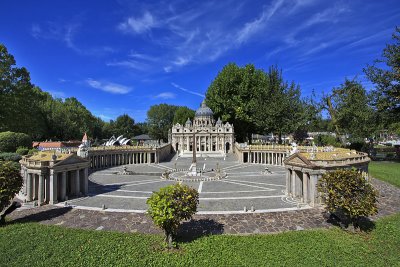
top-left (170, 100), bottom-right (234, 156)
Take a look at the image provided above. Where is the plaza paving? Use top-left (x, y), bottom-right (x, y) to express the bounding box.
top-left (9, 178), bottom-right (400, 235)
top-left (9, 154), bottom-right (400, 235)
top-left (63, 154), bottom-right (300, 213)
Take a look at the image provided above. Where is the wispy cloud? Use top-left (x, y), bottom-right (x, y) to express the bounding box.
top-left (171, 82), bottom-right (204, 97)
top-left (86, 78), bottom-right (132, 94)
top-left (114, 1), bottom-right (291, 72)
top-left (154, 92), bottom-right (176, 99)
top-left (106, 60), bottom-right (149, 71)
top-left (236, 0), bottom-right (285, 44)
top-left (30, 21), bottom-right (115, 56)
top-left (118, 11), bottom-right (157, 34)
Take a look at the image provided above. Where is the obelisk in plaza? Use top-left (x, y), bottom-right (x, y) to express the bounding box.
top-left (189, 131), bottom-right (198, 176)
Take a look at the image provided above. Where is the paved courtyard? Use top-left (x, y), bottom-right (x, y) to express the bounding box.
top-left (9, 154), bottom-right (400, 235)
top-left (62, 154), bottom-right (300, 213)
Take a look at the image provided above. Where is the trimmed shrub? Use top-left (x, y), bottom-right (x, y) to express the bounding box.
top-left (0, 161), bottom-right (23, 220)
top-left (0, 131), bottom-right (31, 152)
top-left (16, 146), bottom-right (29, 156)
top-left (147, 183), bottom-right (199, 248)
top-left (317, 169), bottom-right (378, 228)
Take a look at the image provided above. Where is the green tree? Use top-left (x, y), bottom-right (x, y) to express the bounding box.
top-left (113, 114), bottom-right (136, 137)
top-left (147, 183), bottom-right (199, 248)
top-left (147, 104), bottom-right (178, 142)
top-left (0, 131), bottom-right (31, 152)
top-left (364, 27), bottom-right (400, 120)
top-left (0, 44), bottom-right (47, 138)
top-left (206, 63), bottom-right (268, 142)
top-left (255, 66), bottom-right (306, 142)
top-left (173, 106), bottom-right (195, 125)
top-left (135, 122), bottom-right (149, 136)
top-left (317, 169), bottom-right (378, 228)
top-left (0, 161), bottom-right (23, 224)
top-left (323, 79), bottom-right (375, 140)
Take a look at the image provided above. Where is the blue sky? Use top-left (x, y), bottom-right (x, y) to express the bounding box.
top-left (1, 0), bottom-right (399, 122)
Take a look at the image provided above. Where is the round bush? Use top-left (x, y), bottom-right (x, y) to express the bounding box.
top-left (147, 183), bottom-right (199, 248)
top-left (0, 161), bottom-right (23, 214)
top-left (317, 169), bottom-right (378, 226)
top-left (0, 132), bottom-right (31, 152)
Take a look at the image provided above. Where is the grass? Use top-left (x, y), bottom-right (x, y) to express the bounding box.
top-left (369, 161), bottom-right (400, 188)
top-left (0, 213), bottom-right (399, 267)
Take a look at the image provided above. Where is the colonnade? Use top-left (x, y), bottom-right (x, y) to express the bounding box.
top-left (89, 152), bottom-right (156, 170)
top-left (242, 151), bottom-right (287, 166)
top-left (285, 169), bottom-right (320, 207)
top-left (21, 167), bottom-right (89, 205)
top-left (175, 135), bottom-right (232, 153)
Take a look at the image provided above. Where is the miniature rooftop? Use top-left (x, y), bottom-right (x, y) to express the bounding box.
top-left (27, 151), bottom-right (73, 162)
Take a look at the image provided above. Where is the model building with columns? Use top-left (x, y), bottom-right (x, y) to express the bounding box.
top-left (171, 100), bottom-right (234, 155)
top-left (19, 151), bottom-right (90, 205)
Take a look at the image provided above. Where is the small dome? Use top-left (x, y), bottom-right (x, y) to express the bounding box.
top-left (195, 100), bottom-right (213, 117)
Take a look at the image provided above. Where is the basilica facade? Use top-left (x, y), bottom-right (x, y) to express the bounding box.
top-left (170, 100), bottom-right (234, 155)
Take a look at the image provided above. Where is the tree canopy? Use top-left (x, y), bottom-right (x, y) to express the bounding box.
top-left (206, 64), bottom-right (307, 142)
top-left (323, 79), bottom-right (375, 140)
top-left (364, 26), bottom-right (400, 135)
top-left (173, 106), bottom-right (195, 125)
top-left (147, 104), bottom-right (179, 142)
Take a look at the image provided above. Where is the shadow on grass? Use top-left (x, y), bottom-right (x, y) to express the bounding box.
top-left (177, 218), bottom-right (224, 243)
top-left (324, 212), bottom-right (376, 232)
top-left (8, 206), bottom-right (73, 225)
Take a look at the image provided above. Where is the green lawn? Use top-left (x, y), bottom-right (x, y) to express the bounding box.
top-left (1, 213), bottom-right (400, 267)
top-left (369, 161), bottom-right (400, 188)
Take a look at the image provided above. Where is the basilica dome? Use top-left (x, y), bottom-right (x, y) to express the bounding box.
top-left (195, 100), bottom-right (213, 117)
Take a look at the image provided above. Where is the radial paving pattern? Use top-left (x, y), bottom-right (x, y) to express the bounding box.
top-left (64, 155), bottom-right (302, 214)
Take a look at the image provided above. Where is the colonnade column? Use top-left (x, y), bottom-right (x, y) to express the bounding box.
top-left (38, 174), bottom-right (44, 206)
top-left (302, 172), bottom-right (308, 203)
top-left (75, 169), bottom-right (80, 196)
top-left (61, 172), bottom-right (67, 201)
top-left (50, 170), bottom-right (58, 204)
top-left (291, 170), bottom-right (297, 198)
top-left (83, 168), bottom-right (89, 195)
top-left (286, 169), bottom-right (291, 195)
top-left (309, 174), bottom-right (318, 207)
top-left (26, 173), bottom-right (33, 201)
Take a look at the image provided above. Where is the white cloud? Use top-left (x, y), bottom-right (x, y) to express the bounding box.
top-left (118, 11), bottom-right (156, 34)
top-left (154, 92), bottom-right (176, 99)
top-left (171, 82), bottom-right (204, 97)
top-left (31, 24), bottom-right (42, 39)
top-left (86, 78), bottom-right (132, 94)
